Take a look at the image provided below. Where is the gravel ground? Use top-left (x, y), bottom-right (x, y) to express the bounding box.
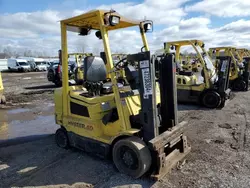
top-left (0, 72), bottom-right (250, 188)
top-left (1, 71), bottom-right (55, 106)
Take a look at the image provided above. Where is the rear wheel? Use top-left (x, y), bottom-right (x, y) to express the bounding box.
top-left (232, 80), bottom-right (246, 91)
top-left (202, 90), bottom-right (221, 108)
top-left (112, 137), bottom-right (151, 178)
top-left (55, 128), bottom-right (69, 149)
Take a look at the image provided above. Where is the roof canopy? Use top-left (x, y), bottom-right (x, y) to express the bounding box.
top-left (61, 9), bottom-right (141, 32)
top-left (209, 47), bottom-right (236, 50)
top-left (165, 40), bottom-right (204, 47)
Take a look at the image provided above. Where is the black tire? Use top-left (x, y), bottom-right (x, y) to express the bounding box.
top-left (55, 128), bottom-right (69, 149)
top-left (47, 70), bottom-right (55, 81)
top-left (54, 79), bottom-right (62, 87)
top-left (202, 90), bottom-right (221, 108)
top-left (112, 137), bottom-right (152, 178)
top-left (0, 95), bottom-right (6, 104)
top-left (232, 80), bottom-right (246, 91)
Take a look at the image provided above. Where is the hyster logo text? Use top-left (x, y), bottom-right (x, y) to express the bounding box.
top-left (68, 121), bottom-right (93, 131)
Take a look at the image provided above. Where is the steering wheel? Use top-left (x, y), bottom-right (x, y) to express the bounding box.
top-left (114, 57), bottom-right (127, 69)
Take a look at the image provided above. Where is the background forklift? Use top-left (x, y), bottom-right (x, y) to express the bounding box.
top-left (237, 48), bottom-right (250, 60)
top-left (0, 72), bottom-right (6, 104)
top-left (68, 53), bottom-right (93, 85)
top-left (164, 40), bottom-right (232, 108)
top-left (209, 47), bottom-right (249, 91)
top-left (54, 9), bottom-right (190, 179)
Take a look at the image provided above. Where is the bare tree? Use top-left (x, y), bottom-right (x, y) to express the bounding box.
top-left (23, 49), bottom-right (33, 57)
top-left (3, 46), bottom-right (13, 57)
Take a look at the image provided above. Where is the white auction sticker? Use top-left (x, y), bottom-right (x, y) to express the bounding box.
top-left (140, 60), bottom-right (150, 68)
top-left (221, 60), bottom-right (227, 72)
top-left (141, 68), bottom-right (152, 98)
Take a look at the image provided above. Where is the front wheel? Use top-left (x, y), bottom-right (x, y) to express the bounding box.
top-left (112, 137), bottom-right (152, 179)
top-left (232, 80), bottom-right (246, 91)
top-left (202, 91), bottom-right (221, 108)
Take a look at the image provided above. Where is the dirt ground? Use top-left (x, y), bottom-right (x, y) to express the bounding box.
top-left (1, 71), bottom-right (55, 105)
top-left (1, 72), bottom-right (250, 188)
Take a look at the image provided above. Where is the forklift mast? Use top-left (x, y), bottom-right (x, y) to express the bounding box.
top-left (126, 51), bottom-right (158, 142)
top-left (215, 56), bottom-right (232, 94)
top-left (126, 52), bottom-right (189, 178)
top-left (127, 52), bottom-right (179, 142)
top-left (158, 54), bottom-right (178, 132)
top-left (243, 57), bottom-right (250, 90)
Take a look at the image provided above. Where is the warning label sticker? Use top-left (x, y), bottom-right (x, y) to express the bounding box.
top-left (221, 60), bottom-right (227, 72)
top-left (141, 68), bottom-right (152, 98)
top-left (140, 60), bottom-right (150, 68)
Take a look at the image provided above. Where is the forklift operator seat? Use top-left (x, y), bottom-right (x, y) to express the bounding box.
top-left (83, 56), bottom-right (122, 96)
top-left (83, 56), bottom-right (108, 96)
top-left (84, 56), bottom-right (107, 82)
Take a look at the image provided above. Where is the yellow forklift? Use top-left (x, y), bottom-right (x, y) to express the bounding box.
top-left (236, 48), bottom-right (250, 82)
top-left (0, 72), bottom-right (6, 104)
top-left (237, 48), bottom-right (250, 61)
top-left (54, 9), bottom-right (190, 179)
top-left (209, 47), bottom-right (250, 91)
top-left (164, 40), bottom-right (232, 108)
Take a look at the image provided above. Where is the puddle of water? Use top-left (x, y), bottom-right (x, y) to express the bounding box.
top-left (0, 102), bottom-right (57, 145)
top-left (8, 108), bottom-right (30, 114)
top-left (0, 115), bottom-right (59, 141)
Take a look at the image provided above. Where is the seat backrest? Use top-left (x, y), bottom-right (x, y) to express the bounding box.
top-left (84, 56), bottom-right (107, 82)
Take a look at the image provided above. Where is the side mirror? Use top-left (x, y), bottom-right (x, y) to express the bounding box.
top-left (95, 31), bottom-right (102, 40)
top-left (201, 43), bottom-right (205, 48)
top-left (170, 45), bottom-right (175, 50)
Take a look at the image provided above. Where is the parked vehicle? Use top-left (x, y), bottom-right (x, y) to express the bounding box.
top-left (47, 60), bottom-right (61, 86)
top-left (47, 60), bottom-right (75, 86)
top-left (30, 58), bottom-right (47, 71)
top-left (19, 57), bottom-right (48, 71)
top-left (44, 61), bottom-right (51, 69)
top-left (7, 58), bottom-right (30, 72)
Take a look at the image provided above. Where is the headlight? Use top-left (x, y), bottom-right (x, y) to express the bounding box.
top-left (144, 23), bottom-right (151, 31)
top-left (109, 15), bottom-right (120, 26)
top-left (142, 21), bottom-right (153, 33)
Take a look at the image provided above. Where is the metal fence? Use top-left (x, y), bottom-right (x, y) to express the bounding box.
top-left (0, 59), bottom-right (7, 71)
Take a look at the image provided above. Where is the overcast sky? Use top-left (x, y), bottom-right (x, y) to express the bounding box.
top-left (0, 0), bottom-right (250, 56)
